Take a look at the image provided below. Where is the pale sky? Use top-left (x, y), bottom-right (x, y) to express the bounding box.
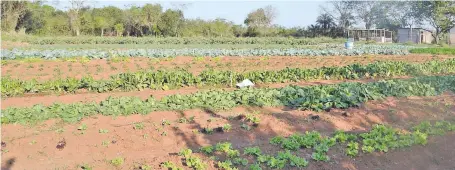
top-left (46, 0), bottom-right (327, 28)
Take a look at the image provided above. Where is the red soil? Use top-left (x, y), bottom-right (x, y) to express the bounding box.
top-left (1, 94), bottom-right (454, 170)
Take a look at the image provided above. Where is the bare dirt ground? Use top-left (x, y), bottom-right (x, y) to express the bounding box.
top-left (1, 41), bottom-right (29, 49)
top-left (2, 94), bottom-right (454, 170)
top-left (2, 54), bottom-right (453, 81)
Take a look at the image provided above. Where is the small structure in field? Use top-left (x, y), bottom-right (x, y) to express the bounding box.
top-left (347, 29), bottom-right (393, 43)
top-left (397, 28), bottom-right (434, 44)
top-left (449, 27), bottom-right (455, 45)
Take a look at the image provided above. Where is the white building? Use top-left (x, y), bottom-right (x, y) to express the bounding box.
top-left (397, 28), bottom-right (434, 44)
top-left (450, 27), bottom-right (455, 45)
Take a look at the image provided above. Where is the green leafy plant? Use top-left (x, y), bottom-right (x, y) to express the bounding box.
top-left (249, 164), bottom-right (262, 170)
top-left (215, 142), bottom-right (233, 153)
top-left (311, 152), bottom-right (330, 162)
top-left (161, 161), bottom-right (183, 170)
top-left (161, 119), bottom-right (171, 126)
top-left (226, 149), bottom-right (240, 158)
top-left (110, 157), bottom-right (124, 167)
top-left (232, 157), bottom-right (248, 166)
top-left (240, 124), bottom-right (251, 131)
top-left (200, 145), bottom-right (214, 155)
top-left (346, 142), bottom-right (359, 157)
top-left (133, 122), bottom-right (145, 130)
top-left (3, 75), bottom-right (455, 125)
top-left (77, 124), bottom-right (88, 131)
top-left (222, 124), bottom-right (232, 132)
top-left (270, 136), bottom-right (285, 145)
top-left (217, 160), bottom-right (236, 170)
top-left (243, 146), bottom-right (262, 157)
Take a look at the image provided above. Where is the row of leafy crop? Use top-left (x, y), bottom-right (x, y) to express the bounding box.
top-left (3, 59), bottom-right (455, 97)
top-left (1, 45), bottom-right (414, 59)
top-left (163, 120), bottom-right (455, 170)
top-left (2, 75), bottom-right (455, 124)
top-left (4, 36), bottom-right (343, 45)
top-left (410, 47), bottom-right (455, 55)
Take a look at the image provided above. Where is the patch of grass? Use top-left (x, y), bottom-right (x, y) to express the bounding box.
top-left (410, 47), bottom-right (455, 55)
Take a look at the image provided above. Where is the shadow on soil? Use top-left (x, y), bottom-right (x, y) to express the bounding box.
top-left (168, 93), bottom-right (455, 169)
top-left (1, 158), bottom-right (16, 170)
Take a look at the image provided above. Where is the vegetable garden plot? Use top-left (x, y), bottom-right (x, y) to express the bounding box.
top-left (3, 36), bottom-right (344, 45)
top-left (2, 75), bottom-right (454, 124)
top-left (1, 45), bottom-right (415, 59)
top-left (2, 59), bottom-right (455, 97)
top-left (1, 95), bottom-right (454, 170)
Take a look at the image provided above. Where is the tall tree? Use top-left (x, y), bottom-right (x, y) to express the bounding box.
top-left (412, 1), bottom-right (455, 44)
top-left (96, 6), bottom-right (124, 35)
top-left (322, 1), bottom-right (356, 31)
top-left (158, 9), bottom-right (184, 37)
top-left (124, 5), bottom-right (144, 36)
top-left (142, 4), bottom-right (162, 36)
top-left (114, 23), bottom-right (124, 36)
top-left (244, 5), bottom-right (277, 36)
top-left (1, 1), bottom-right (28, 32)
top-left (94, 16), bottom-right (108, 36)
top-left (353, 1), bottom-right (383, 29)
top-left (67, 0), bottom-right (86, 36)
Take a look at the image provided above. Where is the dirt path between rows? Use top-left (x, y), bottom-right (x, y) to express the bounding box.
top-left (1, 94), bottom-right (454, 170)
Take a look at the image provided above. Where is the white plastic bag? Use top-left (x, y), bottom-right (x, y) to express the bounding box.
top-left (236, 79), bottom-right (254, 88)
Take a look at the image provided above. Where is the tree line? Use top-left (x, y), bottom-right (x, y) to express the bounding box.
top-left (2, 1), bottom-right (454, 43)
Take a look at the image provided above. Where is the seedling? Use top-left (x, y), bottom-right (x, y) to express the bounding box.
top-left (162, 119), bottom-right (171, 126)
top-left (241, 124), bottom-right (251, 131)
top-left (99, 129), bottom-right (109, 134)
top-left (161, 161), bottom-right (183, 170)
top-left (135, 164), bottom-right (152, 170)
top-left (78, 124), bottom-right (88, 131)
top-left (80, 164), bottom-right (93, 170)
top-left (29, 140), bottom-right (37, 145)
top-left (55, 128), bottom-right (65, 134)
top-left (110, 157), bottom-right (124, 167)
top-left (102, 140), bottom-right (110, 147)
top-left (311, 152), bottom-right (330, 162)
top-left (245, 114), bottom-right (260, 126)
top-left (202, 127), bottom-right (214, 134)
top-left (346, 142), bottom-right (359, 157)
top-left (222, 124), bottom-right (232, 132)
top-left (243, 146), bottom-right (262, 157)
top-left (133, 122), bottom-right (145, 130)
top-left (200, 145), bottom-right (214, 155)
top-left (143, 134), bottom-right (149, 139)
